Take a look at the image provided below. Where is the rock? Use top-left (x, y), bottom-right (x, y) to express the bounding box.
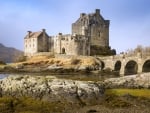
top-left (47, 64), bottom-right (63, 70)
top-left (15, 64), bottom-right (24, 69)
top-left (104, 73), bottom-right (150, 89)
top-left (0, 75), bottom-right (105, 105)
top-left (78, 65), bottom-right (88, 71)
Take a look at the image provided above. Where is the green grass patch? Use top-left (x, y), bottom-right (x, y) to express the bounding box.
top-left (104, 89), bottom-right (150, 108)
top-left (105, 89), bottom-right (150, 98)
top-left (0, 96), bottom-right (72, 113)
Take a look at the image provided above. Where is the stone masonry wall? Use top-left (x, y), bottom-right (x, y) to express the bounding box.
top-left (54, 34), bottom-right (90, 56)
top-left (24, 38), bottom-right (38, 56)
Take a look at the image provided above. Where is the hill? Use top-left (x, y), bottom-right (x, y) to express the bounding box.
top-left (0, 43), bottom-right (23, 63)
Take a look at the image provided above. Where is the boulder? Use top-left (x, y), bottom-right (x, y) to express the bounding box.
top-left (104, 73), bottom-right (150, 89)
top-left (47, 64), bottom-right (63, 70)
top-left (0, 75), bottom-right (105, 105)
top-left (15, 64), bottom-right (24, 69)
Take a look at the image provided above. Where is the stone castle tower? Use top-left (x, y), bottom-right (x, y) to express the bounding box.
top-left (72, 9), bottom-right (111, 55)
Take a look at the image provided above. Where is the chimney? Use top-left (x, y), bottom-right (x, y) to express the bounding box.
top-left (58, 33), bottom-right (62, 35)
top-left (95, 9), bottom-right (100, 14)
top-left (27, 31), bottom-right (31, 37)
top-left (80, 13), bottom-right (86, 18)
top-left (42, 29), bottom-right (46, 32)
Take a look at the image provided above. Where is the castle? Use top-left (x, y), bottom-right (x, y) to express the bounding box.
top-left (24, 9), bottom-right (115, 57)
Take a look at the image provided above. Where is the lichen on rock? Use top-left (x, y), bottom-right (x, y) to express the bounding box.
top-left (0, 75), bottom-right (105, 105)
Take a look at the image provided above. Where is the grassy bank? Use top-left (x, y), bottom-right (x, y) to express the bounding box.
top-left (0, 96), bottom-right (75, 113)
top-left (105, 89), bottom-right (150, 98)
top-left (0, 89), bottom-right (150, 113)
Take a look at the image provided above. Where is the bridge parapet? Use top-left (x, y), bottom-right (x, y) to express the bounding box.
top-left (97, 53), bottom-right (150, 76)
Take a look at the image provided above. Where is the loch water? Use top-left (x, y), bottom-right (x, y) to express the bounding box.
top-left (0, 73), bottom-right (118, 81)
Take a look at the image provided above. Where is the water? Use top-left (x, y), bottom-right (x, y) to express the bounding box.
top-left (0, 74), bottom-right (10, 79)
top-left (0, 73), bottom-right (118, 81)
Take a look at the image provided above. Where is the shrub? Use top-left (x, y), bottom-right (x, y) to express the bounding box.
top-left (70, 58), bottom-right (80, 65)
top-left (15, 56), bottom-right (27, 62)
top-left (0, 60), bottom-right (6, 65)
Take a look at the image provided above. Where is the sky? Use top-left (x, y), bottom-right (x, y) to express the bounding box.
top-left (0, 0), bottom-right (150, 53)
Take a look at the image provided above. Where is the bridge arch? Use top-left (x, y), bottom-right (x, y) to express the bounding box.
top-left (101, 61), bottom-right (105, 70)
top-left (142, 59), bottom-right (150, 72)
top-left (114, 60), bottom-right (121, 71)
top-left (124, 60), bottom-right (138, 75)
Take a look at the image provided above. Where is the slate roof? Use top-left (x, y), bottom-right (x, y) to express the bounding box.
top-left (24, 31), bottom-right (42, 39)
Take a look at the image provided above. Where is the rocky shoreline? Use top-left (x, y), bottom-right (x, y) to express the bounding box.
top-left (0, 73), bottom-right (150, 113)
top-left (0, 75), bottom-right (105, 105)
top-left (104, 73), bottom-right (150, 89)
top-left (0, 73), bottom-right (150, 104)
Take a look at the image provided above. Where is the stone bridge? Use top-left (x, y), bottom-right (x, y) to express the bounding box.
top-left (98, 53), bottom-right (150, 76)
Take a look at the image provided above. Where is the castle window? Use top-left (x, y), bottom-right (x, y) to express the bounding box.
top-left (62, 48), bottom-right (66, 54)
top-left (99, 32), bottom-right (101, 37)
top-left (62, 38), bottom-right (65, 40)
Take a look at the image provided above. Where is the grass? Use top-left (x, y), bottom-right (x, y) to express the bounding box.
top-left (102, 89), bottom-right (150, 110)
top-left (0, 96), bottom-right (73, 113)
top-left (105, 89), bottom-right (150, 98)
top-left (0, 65), bottom-right (5, 68)
top-left (0, 89), bottom-right (150, 113)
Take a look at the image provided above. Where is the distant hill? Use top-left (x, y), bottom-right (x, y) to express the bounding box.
top-left (0, 43), bottom-right (23, 63)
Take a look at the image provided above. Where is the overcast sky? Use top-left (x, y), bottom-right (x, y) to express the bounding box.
top-left (0, 0), bottom-right (150, 53)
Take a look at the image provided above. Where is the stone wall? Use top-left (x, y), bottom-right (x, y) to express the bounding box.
top-left (54, 33), bottom-right (90, 56)
top-left (37, 33), bottom-right (49, 52)
top-left (72, 9), bottom-right (109, 48)
top-left (31, 52), bottom-right (54, 57)
top-left (49, 36), bottom-right (54, 52)
top-left (24, 38), bottom-right (38, 56)
top-left (55, 54), bottom-right (94, 59)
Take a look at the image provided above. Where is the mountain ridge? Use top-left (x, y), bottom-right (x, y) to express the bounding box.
top-left (0, 43), bottom-right (23, 63)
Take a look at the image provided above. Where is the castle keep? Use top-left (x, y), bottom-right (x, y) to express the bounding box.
top-left (24, 9), bottom-right (114, 57)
